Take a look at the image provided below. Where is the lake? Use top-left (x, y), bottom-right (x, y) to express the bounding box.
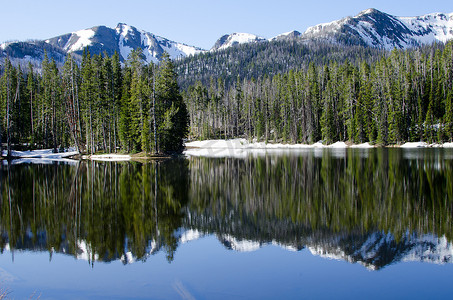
top-left (0, 148), bottom-right (452, 299)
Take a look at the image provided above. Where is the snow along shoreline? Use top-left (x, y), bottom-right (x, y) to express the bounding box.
top-left (186, 139), bottom-right (453, 149)
top-left (1, 148), bottom-right (131, 163)
top-left (184, 139), bottom-right (453, 157)
top-left (1, 140), bottom-right (452, 163)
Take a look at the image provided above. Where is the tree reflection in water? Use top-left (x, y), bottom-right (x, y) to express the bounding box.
top-left (0, 148), bottom-right (452, 269)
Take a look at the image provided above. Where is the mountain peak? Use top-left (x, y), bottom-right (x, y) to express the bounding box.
top-left (40, 23), bottom-right (205, 63)
top-left (358, 8), bottom-right (382, 16)
top-left (303, 8), bottom-right (453, 50)
top-left (270, 30), bottom-right (302, 41)
top-left (211, 32), bottom-right (266, 51)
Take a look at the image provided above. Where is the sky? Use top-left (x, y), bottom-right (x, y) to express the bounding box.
top-left (1, 0), bottom-right (451, 50)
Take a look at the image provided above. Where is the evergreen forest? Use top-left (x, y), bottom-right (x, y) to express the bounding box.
top-left (1, 41), bottom-right (453, 155)
top-left (0, 48), bottom-right (188, 157)
top-left (183, 41), bottom-right (453, 144)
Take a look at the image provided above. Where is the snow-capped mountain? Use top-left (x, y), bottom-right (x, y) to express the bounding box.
top-left (0, 40), bottom-right (68, 68)
top-left (303, 8), bottom-right (453, 49)
top-left (2, 226), bottom-right (452, 270)
top-left (1, 9), bottom-right (453, 67)
top-left (45, 23), bottom-right (205, 63)
top-left (211, 33), bottom-right (267, 51)
top-left (308, 232), bottom-right (453, 270)
top-left (217, 231), bottom-right (453, 270)
top-left (208, 9), bottom-right (453, 51)
top-left (270, 30), bottom-right (302, 41)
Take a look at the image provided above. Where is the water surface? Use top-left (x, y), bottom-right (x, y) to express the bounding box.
top-left (0, 148), bottom-right (452, 299)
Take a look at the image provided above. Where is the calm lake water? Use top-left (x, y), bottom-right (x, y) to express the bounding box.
top-left (0, 148), bottom-right (453, 299)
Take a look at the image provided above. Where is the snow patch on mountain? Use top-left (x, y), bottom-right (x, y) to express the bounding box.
top-left (67, 29), bottom-right (95, 52)
top-left (400, 12), bottom-right (453, 44)
top-left (211, 33), bottom-right (266, 51)
top-left (179, 229), bottom-right (204, 244)
top-left (116, 24), bottom-right (134, 62)
top-left (308, 232), bottom-right (453, 270)
top-left (270, 30), bottom-right (302, 41)
top-left (302, 9), bottom-right (453, 49)
top-left (402, 235), bottom-right (453, 264)
top-left (221, 234), bottom-right (262, 252)
top-left (304, 17), bottom-right (348, 39)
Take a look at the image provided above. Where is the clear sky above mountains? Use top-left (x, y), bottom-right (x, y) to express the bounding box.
top-left (1, 0), bottom-right (451, 49)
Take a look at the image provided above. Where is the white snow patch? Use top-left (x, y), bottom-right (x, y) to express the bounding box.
top-left (350, 142), bottom-right (374, 148)
top-left (179, 229), bottom-right (203, 244)
top-left (327, 141), bottom-right (348, 148)
top-left (184, 139), bottom-right (373, 158)
top-left (2, 148), bottom-right (78, 158)
top-left (269, 31), bottom-right (299, 41)
top-left (67, 29), bottom-right (95, 52)
top-left (402, 234), bottom-right (453, 265)
top-left (115, 23), bottom-right (204, 63)
top-left (399, 12), bottom-right (453, 44)
top-left (308, 245), bottom-right (349, 262)
top-left (400, 142), bottom-right (429, 148)
top-left (213, 33), bottom-right (266, 51)
top-left (304, 17), bottom-right (349, 38)
top-left (84, 154), bottom-right (131, 161)
top-left (77, 240), bottom-right (99, 262)
top-left (223, 235), bottom-right (261, 252)
top-left (116, 24), bottom-right (134, 61)
top-left (120, 251), bottom-right (136, 264)
top-left (2, 148), bottom-right (79, 165)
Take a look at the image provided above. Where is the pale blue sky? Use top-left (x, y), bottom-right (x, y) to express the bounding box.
top-left (1, 0), bottom-right (451, 49)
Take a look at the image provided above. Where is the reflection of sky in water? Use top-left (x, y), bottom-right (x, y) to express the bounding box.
top-left (1, 235), bottom-right (453, 300)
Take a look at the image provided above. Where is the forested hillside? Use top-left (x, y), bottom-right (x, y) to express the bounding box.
top-left (183, 42), bottom-right (453, 144)
top-left (0, 49), bottom-right (188, 156)
top-left (175, 40), bottom-right (385, 89)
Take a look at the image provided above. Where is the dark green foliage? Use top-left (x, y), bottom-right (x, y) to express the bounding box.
top-left (0, 49), bottom-right (188, 155)
top-left (1, 41), bottom-right (453, 151)
top-left (155, 53), bottom-right (189, 153)
top-left (183, 41), bottom-right (453, 145)
top-left (2, 150), bottom-right (452, 265)
top-left (175, 40), bottom-right (385, 90)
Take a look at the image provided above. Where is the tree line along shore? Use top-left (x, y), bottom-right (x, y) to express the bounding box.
top-left (183, 42), bottom-right (453, 146)
top-left (0, 42), bottom-right (453, 158)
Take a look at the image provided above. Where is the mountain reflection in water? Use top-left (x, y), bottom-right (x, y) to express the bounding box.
top-left (0, 148), bottom-right (452, 270)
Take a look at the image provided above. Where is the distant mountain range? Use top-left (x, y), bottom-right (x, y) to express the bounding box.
top-left (1, 8), bottom-right (452, 66)
top-left (303, 8), bottom-right (453, 49)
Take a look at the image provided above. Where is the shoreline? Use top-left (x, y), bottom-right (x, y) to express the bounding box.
top-left (185, 139), bottom-right (453, 150)
top-left (183, 139), bottom-right (453, 158)
top-left (2, 140), bottom-right (453, 162)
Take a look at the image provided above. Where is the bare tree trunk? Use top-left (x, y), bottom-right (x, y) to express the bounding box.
top-left (6, 67), bottom-right (12, 158)
top-left (52, 86), bottom-right (57, 153)
top-left (30, 83), bottom-right (34, 147)
top-left (152, 65), bottom-right (158, 154)
top-left (102, 123), bottom-right (107, 151)
top-left (90, 105), bottom-right (94, 154)
top-left (70, 57), bottom-right (83, 153)
top-left (114, 110), bottom-right (117, 153)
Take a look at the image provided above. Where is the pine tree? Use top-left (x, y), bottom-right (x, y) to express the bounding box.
top-left (155, 53), bottom-right (189, 153)
top-left (424, 100), bottom-right (436, 143)
top-left (445, 91), bottom-right (453, 142)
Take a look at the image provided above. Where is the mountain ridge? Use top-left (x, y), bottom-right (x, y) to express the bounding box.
top-left (1, 8), bottom-right (452, 67)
